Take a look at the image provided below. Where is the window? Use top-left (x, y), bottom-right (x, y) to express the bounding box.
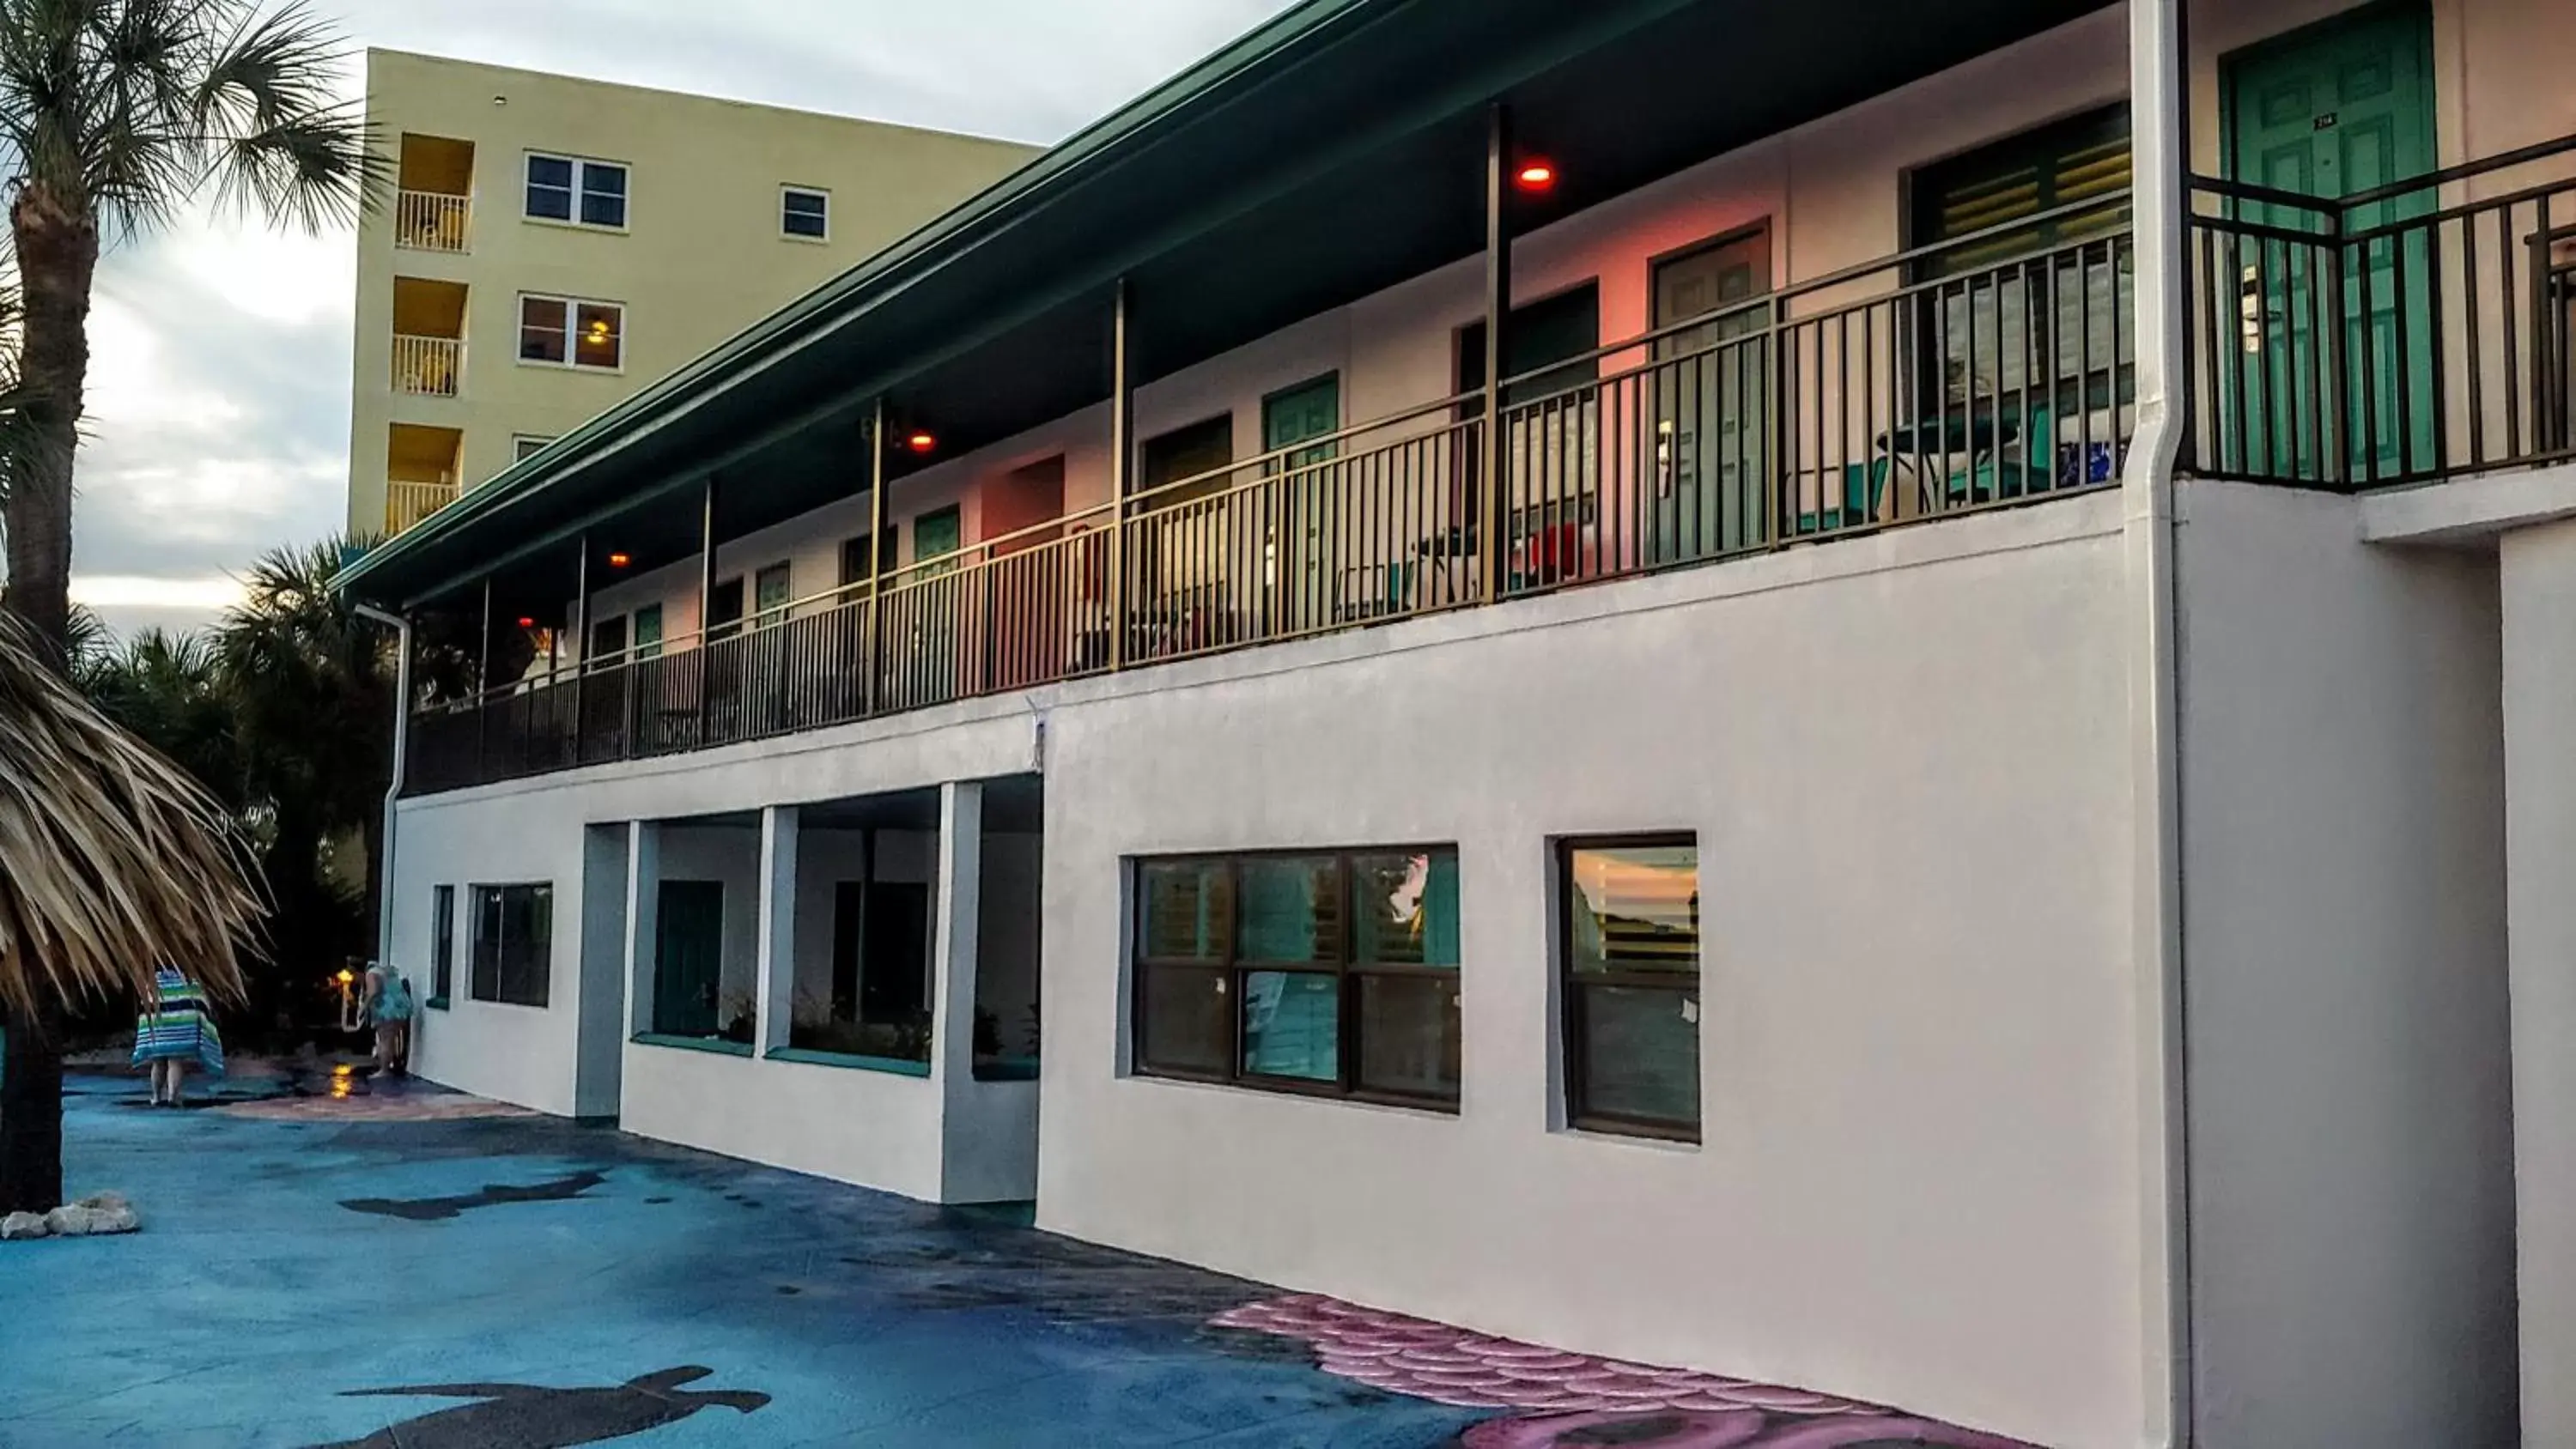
top-left (634, 603), bottom-right (665, 661)
top-left (1458, 282), bottom-right (1602, 407)
top-left (519, 294), bottom-right (623, 371)
top-left (1907, 107), bottom-right (2134, 421)
top-left (1559, 838), bottom-right (1700, 1141)
top-left (841, 528), bottom-right (898, 588)
top-left (513, 434), bottom-right (555, 463)
top-left (1133, 847), bottom-right (1462, 1107)
top-left (526, 153), bottom-right (628, 228)
top-left (781, 186), bottom-right (829, 240)
top-left (469, 883), bottom-right (553, 1008)
top-left (706, 576), bottom-right (745, 641)
top-left (428, 885), bottom-right (455, 1007)
top-left (753, 561), bottom-right (793, 626)
top-left (588, 613), bottom-right (629, 665)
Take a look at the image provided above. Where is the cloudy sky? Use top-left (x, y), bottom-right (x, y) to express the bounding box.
top-left (69, 0), bottom-right (1293, 640)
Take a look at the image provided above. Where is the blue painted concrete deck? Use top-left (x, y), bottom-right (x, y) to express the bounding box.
top-left (1, 1070), bottom-right (2042, 1449)
top-left (0, 1072), bottom-right (1480, 1448)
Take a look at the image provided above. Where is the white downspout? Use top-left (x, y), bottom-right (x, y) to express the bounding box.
top-left (355, 603), bottom-right (411, 969)
top-left (2123, 0), bottom-right (2192, 1444)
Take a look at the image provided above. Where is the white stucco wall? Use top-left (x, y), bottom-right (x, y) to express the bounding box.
top-left (2173, 479), bottom-right (2517, 1449)
top-left (2501, 516), bottom-right (2576, 1447)
top-left (1035, 494), bottom-right (2147, 1449)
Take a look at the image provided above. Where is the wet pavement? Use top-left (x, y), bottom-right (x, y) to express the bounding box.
top-left (0, 1070), bottom-right (2039, 1448)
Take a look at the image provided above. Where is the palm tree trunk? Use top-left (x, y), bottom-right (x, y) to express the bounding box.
top-left (0, 182), bottom-right (103, 1214)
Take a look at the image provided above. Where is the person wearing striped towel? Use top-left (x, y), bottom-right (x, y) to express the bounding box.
top-left (131, 966), bottom-right (223, 1107)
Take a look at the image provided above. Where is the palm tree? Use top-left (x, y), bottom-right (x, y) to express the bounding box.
top-left (0, 612), bottom-right (258, 1212)
top-left (0, 0), bottom-right (374, 1212)
top-left (0, 0), bottom-right (376, 658)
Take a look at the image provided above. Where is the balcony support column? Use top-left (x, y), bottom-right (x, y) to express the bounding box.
top-left (754, 804), bottom-right (800, 1057)
top-left (2123, 0), bottom-right (2191, 1445)
top-left (695, 477), bottom-right (718, 747)
top-left (864, 399), bottom-right (887, 716)
top-left (1109, 280), bottom-right (1134, 671)
top-left (475, 576), bottom-right (492, 782)
top-left (1479, 102), bottom-right (1513, 603)
top-left (569, 535), bottom-right (589, 765)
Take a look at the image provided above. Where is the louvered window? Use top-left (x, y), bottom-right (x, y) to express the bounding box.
top-left (1909, 107), bottom-right (2135, 412)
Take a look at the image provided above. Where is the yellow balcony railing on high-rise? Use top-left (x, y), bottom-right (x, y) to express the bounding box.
top-left (386, 478), bottom-right (461, 537)
top-left (395, 190), bottom-right (471, 252)
top-left (392, 335), bottom-right (464, 397)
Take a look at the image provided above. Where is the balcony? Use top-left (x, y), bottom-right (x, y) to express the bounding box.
top-left (2184, 134), bottom-right (2576, 488)
top-left (392, 335), bottom-right (463, 397)
top-left (386, 478), bottom-right (461, 536)
top-left (405, 207), bottom-right (2136, 796)
top-left (393, 132), bottom-right (474, 252)
top-left (396, 190), bottom-right (471, 253)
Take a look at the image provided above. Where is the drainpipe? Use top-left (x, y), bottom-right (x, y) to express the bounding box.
top-left (2125, 0), bottom-right (2193, 1443)
top-left (354, 603), bottom-right (412, 970)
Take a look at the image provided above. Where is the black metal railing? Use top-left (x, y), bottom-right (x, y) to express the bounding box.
top-left (2187, 133), bottom-right (2576, 488)
top-left (406, 205), bottom-right (2134, 797)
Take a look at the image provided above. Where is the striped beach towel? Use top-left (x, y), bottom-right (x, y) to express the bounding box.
top-left (131, 967), bottom-right (223, 1077)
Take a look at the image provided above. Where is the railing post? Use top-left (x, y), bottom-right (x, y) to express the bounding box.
top-left (2324, 214), bottom-right (2352, 488)
top-left (864, 398), bottom-right (888, 716)
top-left (1109, 279), bottom-right (1134, 670)
top-left (1481, 102), bottom-right (1513, 602)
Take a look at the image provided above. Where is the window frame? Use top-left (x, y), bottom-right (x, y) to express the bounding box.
top-left (513, 434), bottom-right (556, 463)
top-left (428, 884), bottom-right (455, 1008)
top-left (524, 152), bottom-right (629, 230)
top-left (1131, 846), bottom-right (1461, 1113)
top-left (781, 185), bottom-right (830, 241)
top-left (1556, 833), bottom-right (1703, 1144)
top-left (468, 882), bottom-right (554, 1009)
top-left (517, 293), bottom-right (626, 373)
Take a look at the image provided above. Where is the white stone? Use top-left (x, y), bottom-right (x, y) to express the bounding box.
top-left (0, 1211), bottom-right (47, 1240)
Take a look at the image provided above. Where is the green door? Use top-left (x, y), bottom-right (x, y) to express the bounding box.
top-left (653, 880), bottom-right (725, 1039)
top-left (902, 506), bottom-right (963, 704)
top-left (2227, 2), bottom-right (2437, 481)
top-left (1262, 375), bottom-right (1340, 633)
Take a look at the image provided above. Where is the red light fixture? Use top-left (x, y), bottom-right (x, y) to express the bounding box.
top-left (1515, 160), bottom-right (1558, 193)
top-left (906, 431), bottom-right (938, 455)
top-left (607, 552), bottom-right (632, 569)
top-left (515, 615), bottom-right (536, 629)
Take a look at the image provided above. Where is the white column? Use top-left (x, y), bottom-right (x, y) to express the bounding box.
top-left (2123, 0), bottom-right (2190, 1446)
top-left (931, 781), bottom-right (985, 1090)
top-left (2505, 520), bottom-right (2576, 1446)
top-left (756, 805), bottom-right (801, 1056)
top-left (623, 821), bottom-right (661, 1040)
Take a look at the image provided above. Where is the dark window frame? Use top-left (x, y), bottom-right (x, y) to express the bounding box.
top-left (1557, 834), bottom-right (1702, 1143)
top-left (428, 884), bottom-right (455, 1007)
top-left (1132, 846), bottom-right (1461, 1113)
top-left (468, 882), bottom-right (553, 1009)
top-left (525, 152), bottom-right (628, 228)
top-left (781, 185), bottom-right (829, 239)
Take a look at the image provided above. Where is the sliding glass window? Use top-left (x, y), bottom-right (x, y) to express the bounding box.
top-left (1133, 848), bottom-right (1461, 1108)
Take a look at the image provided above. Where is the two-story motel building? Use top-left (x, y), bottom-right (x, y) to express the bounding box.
top-left (336, 1), bottom-right (2576, 1444)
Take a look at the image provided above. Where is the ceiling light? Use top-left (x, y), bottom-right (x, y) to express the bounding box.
top-left (907, 431), bottom-right (938, 455)
top-left (1515, 161), bottom-right (1558, 192)
top-left (607, 552), bottom-right (632, 568)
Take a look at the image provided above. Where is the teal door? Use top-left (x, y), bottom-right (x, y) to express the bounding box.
top-left (2227, 2), bottom-right (2437, 481)
top-left (653, 880), bottom-right (725, 1039)
top-left (903, 506), bottom-right (963, 703)
top-left (1262, 375), bottom-right (1340, 632)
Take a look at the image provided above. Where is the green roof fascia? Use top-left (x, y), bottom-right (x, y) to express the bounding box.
top-left (331, 0), bottom-right (1390, 603)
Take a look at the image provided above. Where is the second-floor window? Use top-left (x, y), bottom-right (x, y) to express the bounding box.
top-left (781, 186), bottom-right (829, 240)
top-left (526, 153), bottom-right (628, 228)
top-left (753, 561), bottom-right (793, 625)
top-left (519, 295), bottom-right (624, 372)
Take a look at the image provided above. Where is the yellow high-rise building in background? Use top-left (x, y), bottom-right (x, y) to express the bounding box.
top-left (347, 49), bottom-right (1039, 542)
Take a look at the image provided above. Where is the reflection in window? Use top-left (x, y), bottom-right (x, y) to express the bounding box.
top-left (469, 882), bottom-right (553, 1008)
top-left (1560, 839), bottom-right (1699, 1139)
top-left (1133, 848), bottom-right (1461, 1106)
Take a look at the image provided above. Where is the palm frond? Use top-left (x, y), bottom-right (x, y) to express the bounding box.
top-left (0, 608), bottom-right (260, 1017)
top-left (190, 2), bottom-right (381, 230)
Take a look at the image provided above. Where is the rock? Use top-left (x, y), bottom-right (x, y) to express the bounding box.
top-left (0, 1211), bottom-right (47, 1240)
top-left (76, 1192), bottom-right (131, 1215)
top-left (44, 1205), bottom-right (97, 1236)
top-left (43, 1198), bottom-right (140, 1236)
